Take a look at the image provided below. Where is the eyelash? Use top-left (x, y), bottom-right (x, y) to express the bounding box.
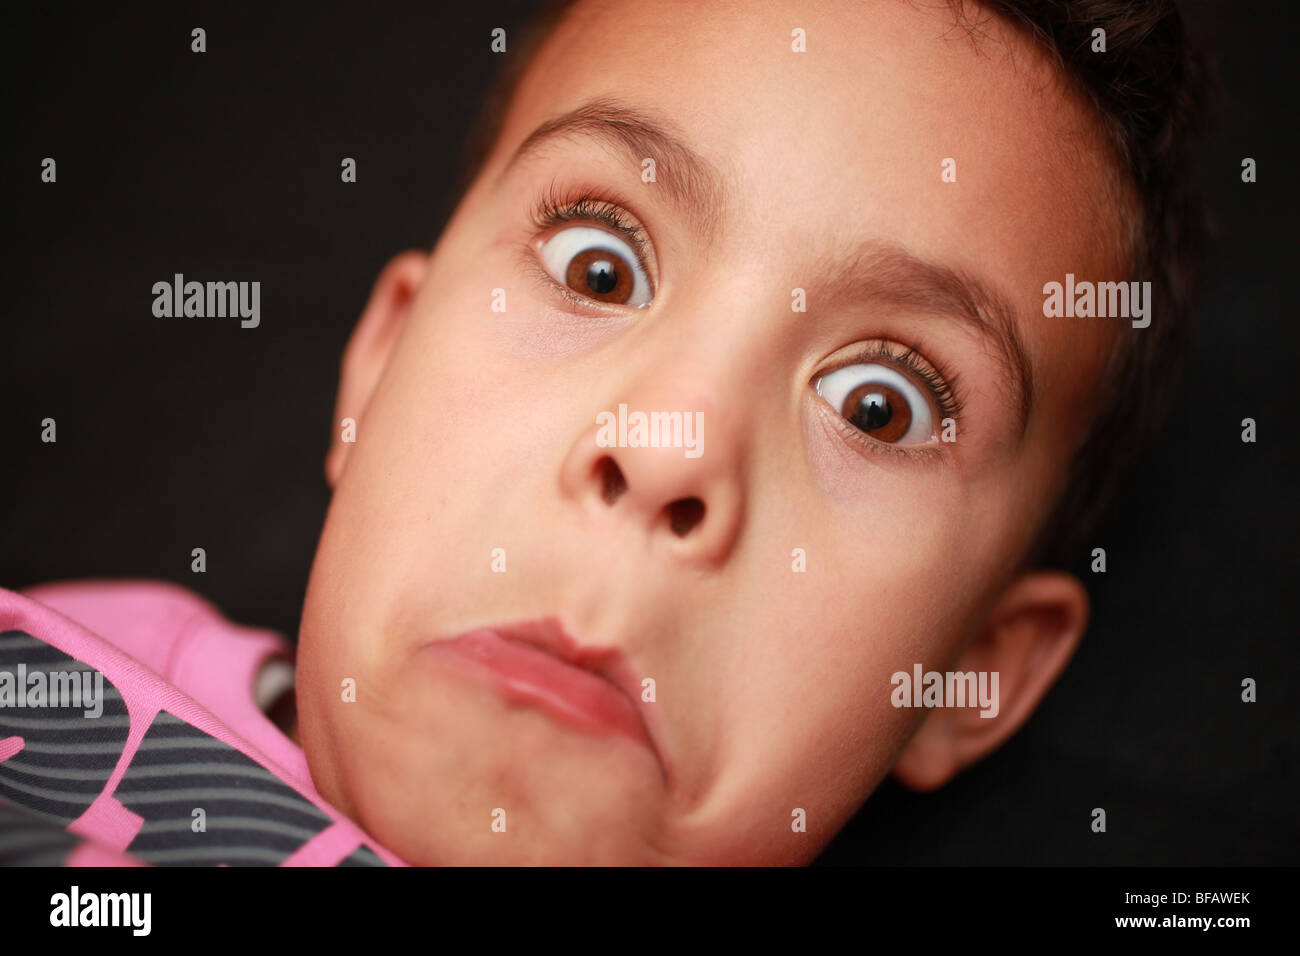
top-left (841, 341), bottom-right (965, 422)
top-left (820, 342), bottom-right (965, 462)
top-left (528, 184), bottom-right (656, 303)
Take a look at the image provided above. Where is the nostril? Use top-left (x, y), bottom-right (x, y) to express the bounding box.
top-left (597, 456), bottom-right (628, 504)
top-left (667, 497), bottom-right (705, 537)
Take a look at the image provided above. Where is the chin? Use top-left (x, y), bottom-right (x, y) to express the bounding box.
top-left (326, 701), bottom-right (671, 865)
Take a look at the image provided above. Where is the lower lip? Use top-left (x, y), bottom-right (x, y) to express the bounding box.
top-left (426, 628), bottom-right (655, 756)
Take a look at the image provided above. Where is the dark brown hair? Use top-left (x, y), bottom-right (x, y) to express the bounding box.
top-left (967, 0), bottom-right (1215, 569)
top-left (459, 0), bottom-right (1215, 571)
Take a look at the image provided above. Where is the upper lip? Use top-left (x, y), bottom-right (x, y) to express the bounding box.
top-left (485, 617), bottom-right (671, 784)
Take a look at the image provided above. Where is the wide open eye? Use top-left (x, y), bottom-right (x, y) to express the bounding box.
top-left (814, 363), bottom-right (936, 445)
top-left (537, 226), bottom-right (653, 307)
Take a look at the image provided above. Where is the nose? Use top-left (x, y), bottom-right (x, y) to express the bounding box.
top-left (559, 386), bottom-right (745, 566)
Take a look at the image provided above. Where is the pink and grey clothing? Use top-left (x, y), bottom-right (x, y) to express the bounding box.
top-left (0, 580), bottom-right (404, 866)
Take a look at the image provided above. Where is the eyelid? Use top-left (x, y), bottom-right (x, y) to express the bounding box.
top-left (810, 341), bottom-right (965, 464)
top-left (814, 395), bottom-right (948, 466)
top-left (528, 184), bottom-right (659, 292)
top-left (513, 244), bottom-right (628, 320)
top-left (823, 341), bottom-right (964, 423)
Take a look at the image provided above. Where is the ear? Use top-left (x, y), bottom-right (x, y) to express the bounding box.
top-left (891, 570), bottom-right (1089, 792)
top-left (325, 250), bottom-right (430, 488)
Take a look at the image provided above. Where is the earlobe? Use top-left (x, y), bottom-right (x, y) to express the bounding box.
top-left (325, 250), bottom-right (431, 488)
top-left (891, 570), bottom-right (1089, 792)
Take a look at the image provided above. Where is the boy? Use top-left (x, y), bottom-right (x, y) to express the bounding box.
top-left (1, 0), bottom-right (1207, 865)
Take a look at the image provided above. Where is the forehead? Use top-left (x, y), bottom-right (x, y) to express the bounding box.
top-left (493, 0), bottom-right (1124, 406)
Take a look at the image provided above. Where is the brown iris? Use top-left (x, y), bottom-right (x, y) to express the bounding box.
top-left (843, 382), bottom-right (911, 443)
top-left (564, 247), bottom-right (633, 304)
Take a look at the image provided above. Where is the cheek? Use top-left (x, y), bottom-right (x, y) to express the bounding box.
top-left (720, 462), bottom-right (978, 738)
top-left (799, 397), bottom-right (972, 578)
top-left (731, 407), bottom-right (995, 747)
top-left (685, 567), bottom-right (958, 861)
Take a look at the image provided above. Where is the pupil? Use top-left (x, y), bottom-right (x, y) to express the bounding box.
top-left (586, 259), bottom-right (618, 294)
top-left (857, 392), bottom-right (892, 430)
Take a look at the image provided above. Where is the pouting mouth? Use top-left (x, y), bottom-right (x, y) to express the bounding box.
top-left (442, 617), bottom-right (670, 785)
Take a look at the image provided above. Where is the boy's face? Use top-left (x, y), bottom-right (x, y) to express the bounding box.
top-left (297, 0), bottom-right (1124, 863)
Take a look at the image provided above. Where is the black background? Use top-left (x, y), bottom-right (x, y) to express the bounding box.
top-left (3, 1), bottom-right (1296, 865)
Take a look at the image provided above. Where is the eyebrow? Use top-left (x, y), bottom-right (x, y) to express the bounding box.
top-left (498, 97), bottom-right (729, 243)
top-left (815, 244), bottom-right (1036, 436)
top-left (501, 99), bottom-right (1034, 434)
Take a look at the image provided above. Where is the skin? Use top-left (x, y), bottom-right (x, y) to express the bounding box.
top-left (293, 0), bottom-right (1129, 864)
